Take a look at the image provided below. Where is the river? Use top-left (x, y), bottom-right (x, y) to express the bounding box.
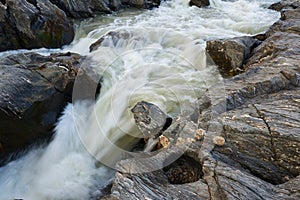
top-left (0, 0), bottom-right (279, 199)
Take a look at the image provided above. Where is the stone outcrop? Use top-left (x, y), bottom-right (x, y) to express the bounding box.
top-left (0, 52), bottom-right (101, 164)
top-left (206, 36), bottom-right (260, 76)
top-left (104, 1), bottom-right (300, 199)
top-left (0, 0), bottom-right (74, 52)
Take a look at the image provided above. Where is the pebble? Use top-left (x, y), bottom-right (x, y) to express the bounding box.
top-left (213, 136), bottom-right (225, 146)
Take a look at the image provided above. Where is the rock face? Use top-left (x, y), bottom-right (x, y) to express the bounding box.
top-left (0, 0), bottom-right (74, 52)
top-left (206, 36), bottom-right (260, 76)
top-left (189, 0), bottom-right (209, 8)
top-left (0, 52), bottom-right (100, 164)
top-left (105, 1), bottom-right (300, 199)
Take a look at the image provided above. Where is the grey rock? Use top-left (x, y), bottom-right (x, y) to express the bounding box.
top-left (131, 101), bottom-right (172, 139)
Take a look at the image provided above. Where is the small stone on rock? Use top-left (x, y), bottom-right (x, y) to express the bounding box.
top-left (158, 135), bottom-right (170, 149)
top-left (195, 129), bottom-right (205, 141)
top-left (213, 136), bottom-right (225, 146)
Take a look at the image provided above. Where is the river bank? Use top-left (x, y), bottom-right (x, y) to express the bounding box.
top-left (0, 0), bottom-right (299, 199)
top-left (105, 0), bottom-right (300, 199)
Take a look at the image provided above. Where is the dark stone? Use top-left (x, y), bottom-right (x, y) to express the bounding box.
top-left (269, 1), bottom-right (285, 11)
top-left (131, 101), bottom-right (172, 139)
top-left (206, 36), bottom-right (260, 76)
top-left (269, 0), bottom-right (300, 11)
top-left (122, 0), bottom-right (161, 9)
top-left (0, 52), bottom-right (101, 164)
top-left (49, 0), bottom-right (112, 18)
top-left (0, 0), bottom-right (74, 52)
top-left (189, 0), bottom-right (209, 8)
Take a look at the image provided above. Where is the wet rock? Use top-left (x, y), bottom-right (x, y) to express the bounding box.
top-left (0, 52), bottom-right (101, 164)
top-left (189, 0), bottom-right (209, 8)
top-left (122, 0), bottom-right (161, 9)
top-left (49, 0), bottom-right (113, 18)
top-left (269, 0), bottom-right (300, 11)
top-left (206, 36), bottom-right (260, 76)
top-left (0, 0), bottom-right (74, 52)
top-left (131, 101), bottom-right (172, 139)
top-left (89, 30), bottom-right (131, 52)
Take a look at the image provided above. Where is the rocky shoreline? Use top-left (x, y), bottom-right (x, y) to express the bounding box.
top-left (104, 1), bottom-right (300, 199)
top-left (0, 0), bottom-right (299, 199)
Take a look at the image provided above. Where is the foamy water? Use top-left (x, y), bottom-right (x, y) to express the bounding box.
top-left (0, 0), bottom-right (279, 199)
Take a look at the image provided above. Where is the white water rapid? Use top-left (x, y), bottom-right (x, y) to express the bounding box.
top-left (0, 0), bottom-right (280, 199)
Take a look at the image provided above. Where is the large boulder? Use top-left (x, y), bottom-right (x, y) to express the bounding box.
top-left (0, 0), bottom-right (74, 52)
top-left (206, 36), bottom-right (260, 76)
top-left (0, 52), bottom-right (101, 164)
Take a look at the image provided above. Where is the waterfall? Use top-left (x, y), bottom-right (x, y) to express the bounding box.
top-left (0, 0), bottom-right (279, 199)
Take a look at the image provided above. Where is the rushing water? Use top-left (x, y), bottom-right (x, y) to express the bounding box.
top-left (0, 0), bottom-right (279, 199)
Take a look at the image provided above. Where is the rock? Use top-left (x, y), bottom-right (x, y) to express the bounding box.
top-left (122, 0), bottom-right (161, 9)
top-left (49, 0), bottom-right (113, 18)
top-left (0, 52), bottom-right (101, 164)
top-left (0, 0), bottom-right (74, 52)
top-left (212, 136), bottom-right (225, 146)
top-left (131, 101), bottom-right (172, 139)
top-left (108, 1), bottom-right (300, 199)
top-left (206, 36), bottom-right (260, 76)
top-left (189, 0), bottom-right (209, 8)
top-left (269, 0), bottom-right (300, 11)
top-left (89, 30), bottom-right (131, 52)
top-left (49, 0), bottom-right (161, 18)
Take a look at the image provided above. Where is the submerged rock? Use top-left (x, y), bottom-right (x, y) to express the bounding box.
top-left (0, 52), bottom-right (101, 164)
top-left (0, 0), bottom-right (74, 52)
top-left (189, 0), bottom-right (209, 8)
top-left (89, 30), bottom-right (131, 52)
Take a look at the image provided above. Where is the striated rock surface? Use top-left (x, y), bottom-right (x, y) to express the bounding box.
top-left (105, 1), bottom-right (300, 199)
top-left (0, 0), bottom-right (74, 52)
top-left (0, 52), bottom-right (101, 164)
